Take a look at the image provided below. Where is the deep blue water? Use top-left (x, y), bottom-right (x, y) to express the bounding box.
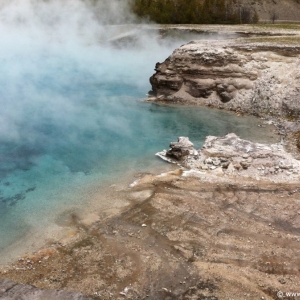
top-left (0, 19), bottom-right (278, 261)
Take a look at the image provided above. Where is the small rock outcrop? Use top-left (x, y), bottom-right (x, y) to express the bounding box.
top-left (157, 133), bottom-right (300, 182)
top-left (148, 40), bottom-right (300, 118)
top-left (166, 136), bottom-right (196, 159)
top-left (0, 279), bottom-right (92, 300)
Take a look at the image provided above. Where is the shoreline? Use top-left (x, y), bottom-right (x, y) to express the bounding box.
top-left (0, 159), bottom-right (177, 266)
top-left (0, 102), bottom-right (280, 265)
top-left (0, 99), bottom-right (280, 267)
top-left (1, 123), bottom-right (299, 299)
top-left (1, 160), bottom-right (300, 299)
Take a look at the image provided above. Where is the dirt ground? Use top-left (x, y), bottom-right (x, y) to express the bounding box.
top-left (1, 169), bottom-right (300, 300)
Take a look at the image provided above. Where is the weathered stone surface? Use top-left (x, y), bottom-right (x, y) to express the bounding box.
top-left (148, 40), bottom-right (300, 118)
top-left (2, 158), bottom-right (300, 300)
top-left (157, 133), bottom-right (300, 182)
top-left (0, 279), bottom-right (92, 300)
top-left (166, 136), bottom-right (194, 160)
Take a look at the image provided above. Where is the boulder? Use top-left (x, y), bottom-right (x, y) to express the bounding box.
top-left (166, 137), bottom-right (195, 160)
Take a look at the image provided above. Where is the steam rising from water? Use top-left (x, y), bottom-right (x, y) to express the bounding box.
top-left (0, 0), bottom-right (194, 260)
top-left (0, 0), bottom-right (277, 262)
top-left (0, 0), bottom-right (171, 175)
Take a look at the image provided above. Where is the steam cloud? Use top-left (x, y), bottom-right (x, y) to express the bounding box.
top-left (0, 0), bottom-right (181, 174)
top-left (0, 2), bottom-right (275, 260)
top-left (0, 0), bottom-right (174, 257)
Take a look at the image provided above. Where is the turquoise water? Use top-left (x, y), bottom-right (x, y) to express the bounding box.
top-left (0, 4), bottom-right (278, 261)
top-left (0, 48), bottom-right (277, 258)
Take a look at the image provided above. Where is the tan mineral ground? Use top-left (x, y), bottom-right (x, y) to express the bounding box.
top-left (1, 157), bottom-right (300, 300)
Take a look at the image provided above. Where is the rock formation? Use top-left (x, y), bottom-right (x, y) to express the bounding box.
top-left (148, 40), bottom-right (300, 118)
top-left (166, 136), bottom-right (196, 159)
top-left (0, 279), bottom-right (92, 300)
top-left (157, 133), bottom-right (300, 182)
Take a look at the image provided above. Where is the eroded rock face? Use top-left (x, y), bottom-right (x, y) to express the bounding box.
top-left (157, 133), bottom-right (300, 182)
top-left (149, 41), bottom-right (300, 117)
top-left (166, 136), bottom-right (195, 160)
top-left (0, 279), bottom-right (92, 300)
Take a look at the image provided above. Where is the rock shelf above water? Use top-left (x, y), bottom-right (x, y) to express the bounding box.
top-left (157, 133), bottom-right (300, 182)
top-left (148, 40), bottom-right (300, 119)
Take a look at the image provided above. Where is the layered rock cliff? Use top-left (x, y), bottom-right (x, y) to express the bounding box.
top-left (149, 40), bottom-right (300, 118)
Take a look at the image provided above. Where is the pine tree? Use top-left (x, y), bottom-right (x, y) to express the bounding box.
top-left (131, 0), bottom-right (259, 25)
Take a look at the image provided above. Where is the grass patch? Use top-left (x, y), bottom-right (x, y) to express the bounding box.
top-left (244, 36), bottom-right (300, 44)
top-left (252, 23), bottom-right (300, 30)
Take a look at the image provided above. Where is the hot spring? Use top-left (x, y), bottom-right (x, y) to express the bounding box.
top-left (0, 0), bottom-right (277, 263)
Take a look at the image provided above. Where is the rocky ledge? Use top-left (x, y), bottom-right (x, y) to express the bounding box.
top-left (0, 278), bottom-right (92, 300)
top-left (148, 40), bottom-right (300, 119)
top-left (157, 133), bottom-right (300, 182)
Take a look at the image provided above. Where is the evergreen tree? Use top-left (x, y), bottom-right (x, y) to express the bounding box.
top-left (131, 0), bottom-right (259, 25)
